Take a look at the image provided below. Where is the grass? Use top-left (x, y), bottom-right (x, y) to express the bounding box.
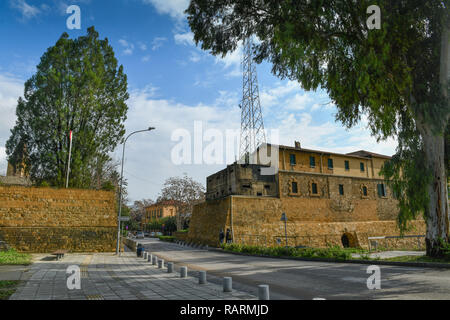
top-left (221, 243), bottom-right (450, 265)
top-left (158, 235), bottom-right (175, 242)
top-left (0, 249), bottom-right (32, 265)
top-left (221, 243), bottom-right (368, 261)
top-left (382, 255), bottom-right (450, 264)
top-left (0, 281), bottom-right (20, 300)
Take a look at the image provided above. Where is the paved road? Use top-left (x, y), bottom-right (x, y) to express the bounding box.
top-left (139, 238), bottom-right (450, 300)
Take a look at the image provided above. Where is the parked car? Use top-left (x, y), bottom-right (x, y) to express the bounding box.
top-left (150, 232), bottom-right (156, 237)
top-left (144, 232), bottom-right (149, 237)
top-left (136, 231), bottom-right (145, 239)
top-left (156, 232), bottom-right (163, 236)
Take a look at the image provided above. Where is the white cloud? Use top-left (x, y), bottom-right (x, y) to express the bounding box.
top-left (120, 86), bottom-right (240, 201)
top-left (215, 44), bottom-right (243, 78)
top-left (285, 93), bottom-right (313, 110)
top-left (118, 39), bottom-right (134, 56)
top-left (0, 73), bottom-right (24, 175)
top-left (138, 42), bottom-right (148, 51)
top-left (189, 51), bottom-right (201, 63)
top-left (10, 0), bottom-right (41, 20)
top-left (151, 37), bottom-right (167, 51)
top-left (142, 0), bottom-right (190, 20)
top-left (174, 32), bottom-right (194, 46)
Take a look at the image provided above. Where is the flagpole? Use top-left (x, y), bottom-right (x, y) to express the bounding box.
top-left (65, 130), bottom-right (73, 188)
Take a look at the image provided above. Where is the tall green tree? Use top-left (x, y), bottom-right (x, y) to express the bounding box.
top-left (186, 0), bottom-right (449, 256)
top-left (6, 26), bottom-right (129, 188)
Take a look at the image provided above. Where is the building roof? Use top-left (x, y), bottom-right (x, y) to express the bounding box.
top-left (145, 200), bottom-right (183, 209)
top-left (261, 143), bottom-right (392, 160)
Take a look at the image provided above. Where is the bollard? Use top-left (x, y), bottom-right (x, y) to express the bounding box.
top-left (143, 252), bottom-right (147, 260)
top-left (199, 271), bottom-right (207, 285)
top-left (167, 262), bottom-right (174, 273)
top-left (147, 253), bottom-right (152, 262)
top-left (180, 266), bottom-right (187, 278)
top-left (258, 285), bottom-right (270, 300)
top-left (223, 277), bottom-right (232, 292)
top-left (158, 259), bottom-right (164, 269)
top-left (152, 256), bottom-right (157, 265)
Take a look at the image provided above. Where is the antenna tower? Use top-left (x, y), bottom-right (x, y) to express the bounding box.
top-left (239, 37), bottom-right (266, 163)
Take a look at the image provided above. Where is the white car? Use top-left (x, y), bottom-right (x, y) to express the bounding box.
top-left (136, 231), bottom-right (145, 239)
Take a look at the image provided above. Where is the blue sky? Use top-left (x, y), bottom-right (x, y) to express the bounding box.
top-left (0, 0), bottom-right (397, 202)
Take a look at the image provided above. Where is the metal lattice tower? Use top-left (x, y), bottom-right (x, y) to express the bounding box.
top-left (239, 37), bottom-right (266, 163)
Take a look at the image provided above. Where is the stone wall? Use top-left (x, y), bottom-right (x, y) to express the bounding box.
top-left (187, 195), bottom-right (425, 249)
top-left (0, 186), bottom-right (117, 252)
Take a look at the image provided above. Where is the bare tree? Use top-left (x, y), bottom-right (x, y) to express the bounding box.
top-left (130, 198), bottom-right (154, 223)
top-left (158, 175), bottom-right (205, 230)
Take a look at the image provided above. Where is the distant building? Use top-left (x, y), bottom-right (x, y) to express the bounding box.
top-left (0, 161), bottom-right (31, 186)
top-left (142, 200), bottom-right (180, 227)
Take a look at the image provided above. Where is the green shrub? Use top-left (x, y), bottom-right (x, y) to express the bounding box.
top-left (158, 235), bottom-right (175, 242)
top-left (221, 244), bottom-right (352, 260)
top-left (0, 249), bottom-right (32, 265)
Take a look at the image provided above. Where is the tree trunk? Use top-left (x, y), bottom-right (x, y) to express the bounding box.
top-left (421, 129), bottom-right (449, 257)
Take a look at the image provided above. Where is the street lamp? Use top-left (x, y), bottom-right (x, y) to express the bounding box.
top-left (116, 127), bottom-right (156, 255)
top-left (280, 212), bottom-right (288, 248)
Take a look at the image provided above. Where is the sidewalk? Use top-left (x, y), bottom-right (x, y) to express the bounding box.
top-left (351, 251), bottom-right (426, 259)
top-left (9, 251), bottom-right (257, 300)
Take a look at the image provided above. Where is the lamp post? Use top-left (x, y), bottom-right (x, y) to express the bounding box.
top-left (116, 127), bottom-right (156, 255)
top-left (280, 213), bottom-right (288, 248)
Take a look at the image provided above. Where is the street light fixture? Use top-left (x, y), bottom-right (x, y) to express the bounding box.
top-left (116, 127), bottom-right (156, 255)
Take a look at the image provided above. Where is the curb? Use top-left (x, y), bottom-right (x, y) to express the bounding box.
top-left (207, 248), bottom-right (450, 269)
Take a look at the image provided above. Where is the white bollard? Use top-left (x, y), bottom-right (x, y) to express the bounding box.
top-left (158, 259), bottom-right (164, 269)
top-left (223, 277), bottom-right (232, 292)
top-left (258, 285), bottom-right (270, 300)
top-left (199, 271), bottom-right (207, 285)
top-left (147, 253), bottom-right (152, 262)
top-left (152, 256), bottom-right (157, 265)
top-left (180, 266), bottom-right (187, 278)
top-left (143, 252), bottom-right (147, 259)
top-left (167, 262), bottom-right (174, 273)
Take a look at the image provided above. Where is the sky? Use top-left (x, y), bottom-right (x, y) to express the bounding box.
top-left (0, 0), bottom-right (398, 203)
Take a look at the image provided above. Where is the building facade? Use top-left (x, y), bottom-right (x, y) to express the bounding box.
top-left (142, 200), bottom-right (179, 226)
top-left (187, 142), bottom-right (425, 249)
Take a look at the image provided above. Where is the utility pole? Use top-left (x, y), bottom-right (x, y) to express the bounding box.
top-left (65, 130), bottom-right (73, 188)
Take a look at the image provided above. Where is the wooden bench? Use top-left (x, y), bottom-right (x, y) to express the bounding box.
top-left (51, 250), bottom-right (68, 260)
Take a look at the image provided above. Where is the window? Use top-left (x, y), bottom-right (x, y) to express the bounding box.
top-left (292, 182), bottom-right (298, 194)
top-left (257, 192), bottom-right (262, 196)
top-left (328, 158), bottom-right (334, 169)
top-left (310, 156), bottom-right (316, 168)
top-left (377, 183), bottom-right (386, 197)
top-left (339, 184), bottom-right (344, 195)
top-left (290, 154), bottom-right (296, 165)
top-left (311, 183), bottom-right (318, 194)
top-left (360, 162), bottom-right (365, 172)
top-left (264, 185), bottom-right (271, 190)
top-left (345, 160), bottom-right (350, 171)
top-left (242, 184), bottom-right (251, 189)
top-left (362, 186), bottom-right (368, 197)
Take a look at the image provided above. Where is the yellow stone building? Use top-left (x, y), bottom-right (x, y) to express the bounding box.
top-left (142, 200), bottom-right (179, 226)
top-left (187, 141), bottom-right (425, 249)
